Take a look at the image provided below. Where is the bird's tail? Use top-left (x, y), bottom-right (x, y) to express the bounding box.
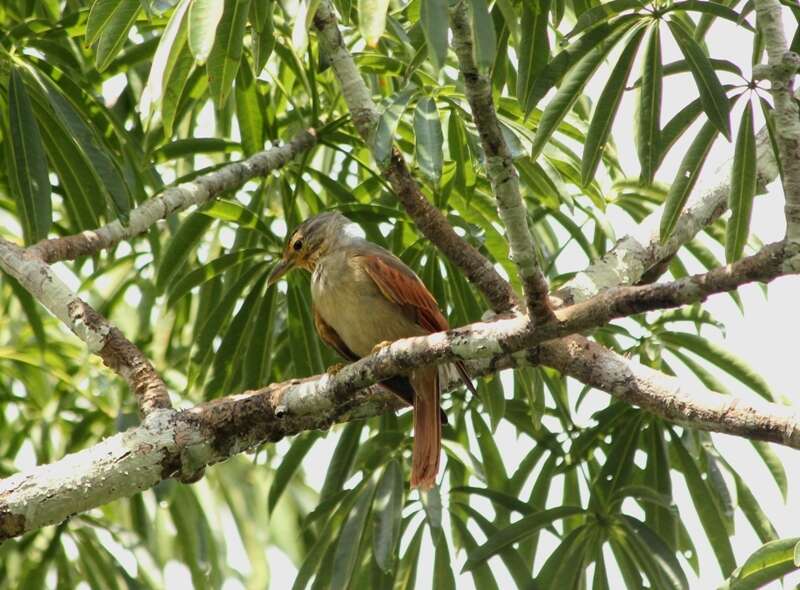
top-left (410, 367), bottom-right (441, 489)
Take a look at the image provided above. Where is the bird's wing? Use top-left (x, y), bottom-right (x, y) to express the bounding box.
top-left (358, 250), bottom-right (479, 398)
top-left (356, 252), bottom-right (449, 333)
top-left (313, 306), bottom-right (359, 361)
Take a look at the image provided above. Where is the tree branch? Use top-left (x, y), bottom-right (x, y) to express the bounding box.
top-left (3, 240), bottom-right (799, 540)
top-left (312, 0), bottom-right (518, 314)
top-left (28, 129), bottom-right (317, 264)
top-left (538, 336), bottom-right (800, 446)
top-left (0, 237), bottom-right (171, 415)
top-left (556, 126), bottom-right (780, 305)
top-left (754, 0), bottom-right (800, 257)
top-left (448, 1), bottom-right (553, 323)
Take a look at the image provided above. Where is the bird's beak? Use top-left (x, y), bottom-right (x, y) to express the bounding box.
top-left (267, 258), bottom-right (294, 287)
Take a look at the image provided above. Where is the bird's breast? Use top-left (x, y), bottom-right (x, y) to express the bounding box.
top-left (311, 254), bottom-right (426, 358)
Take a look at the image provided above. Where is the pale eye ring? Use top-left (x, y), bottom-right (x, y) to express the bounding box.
top-left (293, 239), bottom-right (303, 251)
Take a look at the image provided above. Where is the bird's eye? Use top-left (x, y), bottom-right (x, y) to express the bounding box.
top-left (293, 239), bottom-right (303, 251)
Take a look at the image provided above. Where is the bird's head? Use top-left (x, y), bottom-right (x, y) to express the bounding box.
top-left (267, 211), bottom-right (356, 286)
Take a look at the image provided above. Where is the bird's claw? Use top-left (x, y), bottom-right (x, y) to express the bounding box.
top-left (370, 340), bottom-right (393, 355)
top-left (326, 363), bottom-right (347, 376)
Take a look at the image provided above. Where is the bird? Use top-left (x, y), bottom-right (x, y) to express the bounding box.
top-left (267, 211), bottom-right (477, 489)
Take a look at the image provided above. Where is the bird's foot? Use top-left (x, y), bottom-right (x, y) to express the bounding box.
top-left (326, 363), bottom-right (347, 376)
top-left (370, 340), bottom-right (393, 355)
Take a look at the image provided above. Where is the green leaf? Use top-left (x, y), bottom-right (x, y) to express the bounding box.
top-left (88, 0), bottom-right (142, 71)
top-left (167, 248), bottom-right (267, 306)
top-left (670, 431), bottom-right (736, 576)
top-left (235, 58), bottom-right (265, 155)
top-left (516, 0), bottom-right (550, 114)
top-left (751, 441), bottom-right (787, 501)
top-left (331, 478), bottom-right (377, 589)
top-left (156, 212), bottom-right (215, 292)
top-left (207, 0), bottom-right (251, 107)
top-left (414, 97), bottom-right (444, 182)
top-left (726, 100), bottom-right (756, 262)
top-left (663, 1), bottom-right (755, 32)
top-left (188, 0), bottom-right (225, 64)
top-left (372, 85), bottom-right (416, 166)
top-left (199, 200), bottom-right (276, 240)
top-left (582, 26), bottom-right (646, 185)
top-left (251, 0), bottom-right (275, 73)
top-left (621, 516), bottom-right (689, 590)
top-left (720, 538), bottom-right (800, 590)
top-left (36, 73), bottom-right (131, 223)
top-left (320, 421), bottom-right (364, 500)
top-left (358, 0), bottom-right (390, 46)
top-left (6, 67), bottom-right (52, 244)
top-left (463, 506), bottom-right (586, 571)
top-left (468, 0), bottom-right (497, 73)
top-left (660, 331), bottom-right (774, 400)
top-left (433, 532), bottom-right (456, 590)
top-left (667, 19), bottom-right (731, 139)
top-left (454, 503), bottom-right (532, 587)
top-left (420, 0), bottom-right (448, 71)
top-left (472, 410), bottom-right (507, 490)
top-left (267, 432), bottom-right (319, 514)
top-left (450, 515), bottom-right (500, 590)
top-left (567, 0), bottom-right (644, 38)
top-left (660, 119), bottom-right (718, 239)
top-left (637, 25), bottom-right (662, 184)
top-left (531, 20), bottom-right (632, 159)
top-left (372, 460), bottom-right (404, 572)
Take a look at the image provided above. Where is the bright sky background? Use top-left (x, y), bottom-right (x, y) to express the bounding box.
top-left (24, 4), bottom-right (799, 589)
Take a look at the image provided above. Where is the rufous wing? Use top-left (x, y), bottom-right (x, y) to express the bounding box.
top-left (357, 253), bottom-right (449, 333)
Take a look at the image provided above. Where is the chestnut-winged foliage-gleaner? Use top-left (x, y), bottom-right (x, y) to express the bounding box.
top-left (267, 212), bottom-right (476, 489)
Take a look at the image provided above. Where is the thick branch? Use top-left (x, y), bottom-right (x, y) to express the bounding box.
top-left (4, 251), bottom-right (800, 540)
top-left (539, 336), bottom-right (800, 446)
top-left (448, 1), bottom-right (552, 322)
top-left (754, 0), bottom-right (800, 254)
top-left (556, 126), bottom-right (780, 304)
top-left (312, 1), bottom-right (518, 314)
top-left (29, 129), bottom-right (317, 263)
top-left (0, 238), bottom-right (171, 414)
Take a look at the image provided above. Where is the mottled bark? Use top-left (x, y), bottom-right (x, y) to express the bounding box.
top-left (754, 0), bottom-right (800, 265)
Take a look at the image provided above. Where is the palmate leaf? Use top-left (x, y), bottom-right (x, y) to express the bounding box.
top-left (719, 538), bottom-right (800, 590)
top-left (331, 475), bottom-right (377, 589)
top-left (670, 430), bottom-right (736, 576)
top-left (372, 460), bottom-right (404, 572)
top-left (463, 506), bottom-right (586, 571)
top-left (414, 97), bottom-right (444, 182)
top-left (372, 85), bottom-right (417, 166)
top-left (188, 0), bottom-right (225, 64)
top-left (467, 0), bottom-right (496, 73)
top-left (582, 26), bottom-right (646, 186)
top-left (516, 0), bottom-right (550, 114)
top-left (636, 24), bottom-right (662, 184)
top-left (660, 119), bottom-right (718, 239)
top-left (86, 0), bottom-right (141, 71)
top-left (667, 18), bottom-right (731, 139)
top-left (531, 19), bottom-right (635, 159)
top-left (6, 67), bottom-right (51, 244)
top-left (659, 331), bottom-right (774, 400)
top-left (726, 100), bottom-right (757, 262)
top-left (420, 0), bottom-right (447, 71)
top-left (207, 0), bottom-right (251, 107)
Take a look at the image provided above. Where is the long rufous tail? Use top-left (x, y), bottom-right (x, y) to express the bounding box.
top-left (409, 367), bottom-right (441, 489)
